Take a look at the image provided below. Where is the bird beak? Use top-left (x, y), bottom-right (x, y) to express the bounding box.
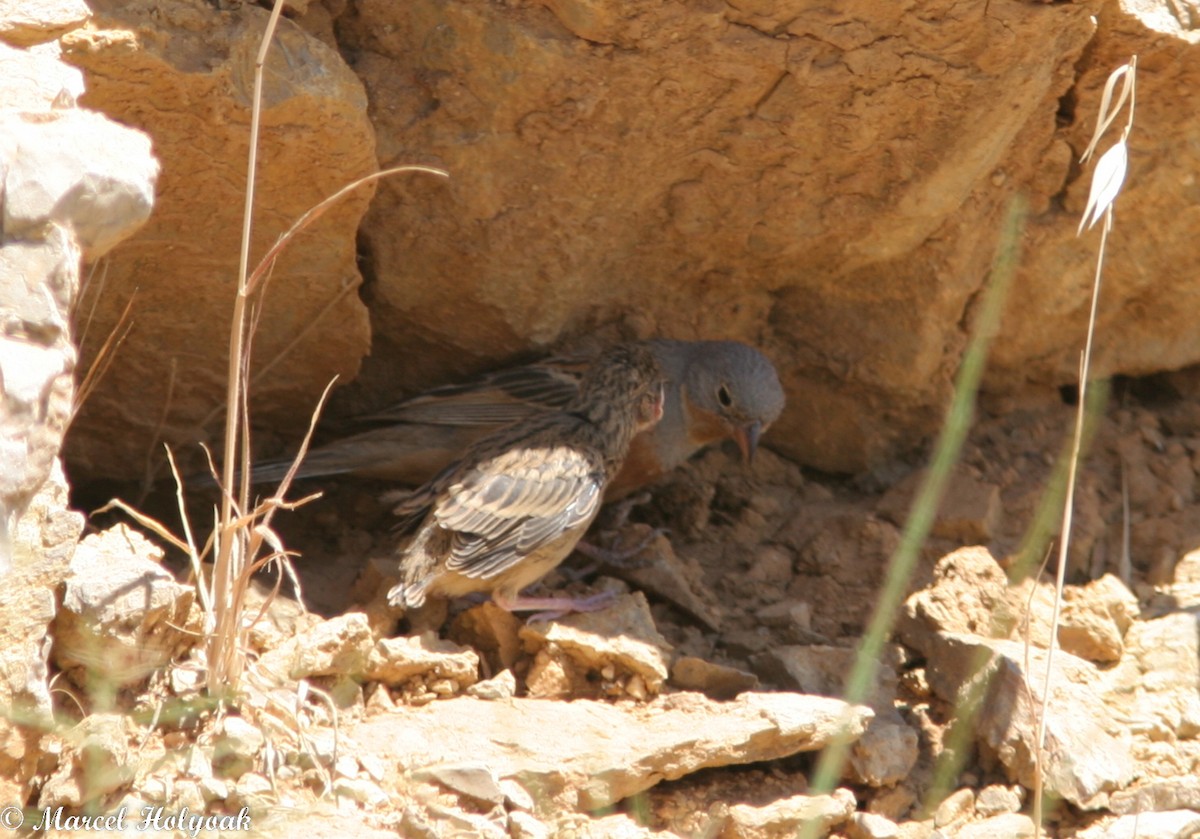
top-left (735, 420), bottom-right (763, 463)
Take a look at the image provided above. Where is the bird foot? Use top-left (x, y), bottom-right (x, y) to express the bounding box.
top-left (493, 590), bottom-right (616, 622)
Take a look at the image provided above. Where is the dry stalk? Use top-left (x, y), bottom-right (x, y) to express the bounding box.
top-left (1032, 55), bottom-right (1137, 835)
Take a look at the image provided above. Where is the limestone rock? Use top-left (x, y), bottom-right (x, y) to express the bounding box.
top-left (720, 789), bottom-right (856, 839)
top-left (1110, 780), bottom-right (1200, 816)
top-left (954, 813), bottom-right (1036, 839)
top-left (255, 612), bottom-right (374, 684)
top-left (38, 714), bottom-right (134, 808)
top-left (974, 785), bottom-right (1022, 817)
top-left (365, 631), bottom-right (479, 692)
top-left (60, 0), bottom-right (376, 482)
top-left (519, 592), bottom-right (673, 695)
top-left (935, 634), bottom-right (1135, 808)
top-left (0, 0), bottom-right (90, 46)
top-left (2, 108), bottom-right (155, 255)
top-left (1077, 811), bottom-right (1200, 839)
top-left (213, 716), bottom-right (264, 780)
top-left (349, 691), bottom-right (871, 811)
top-left (670, 656), bottom-right (760, 700)
top-left (414, 763), bottom-right (506, 807)
top-left (898, 547), bottom-right (1012, 650)
top-left (53, 524), bottom-right (197, 689)
top-left (465, 669), bottom-right (517, 701)
top-left (848, 812), bottom-right (900, 839)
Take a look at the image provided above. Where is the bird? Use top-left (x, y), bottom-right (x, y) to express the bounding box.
top-left (247, 339), bottom-right (786, 500)
top-left (386, 342), bottom-right (666, 615)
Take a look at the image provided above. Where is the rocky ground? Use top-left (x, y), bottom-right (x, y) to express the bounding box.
top-left (41, 372), bottom-right (1200, 838)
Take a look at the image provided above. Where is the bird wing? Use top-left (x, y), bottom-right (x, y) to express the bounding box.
top-left (361, 357), bottom-right (588, 428)
top-left (433, 444), bottom-right (603, 580)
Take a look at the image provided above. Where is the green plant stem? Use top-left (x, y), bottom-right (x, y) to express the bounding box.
top-left (799, 198), bottom-right (1026, 836)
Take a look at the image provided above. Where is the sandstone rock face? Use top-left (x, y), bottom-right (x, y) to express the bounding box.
top-left (60, 0), bottom-right (377, 480)
top-left (335, 0), bottom-right (1109, 472)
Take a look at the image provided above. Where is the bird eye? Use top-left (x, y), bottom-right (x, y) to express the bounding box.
top-left (717, 384), bottom-right (733, 408)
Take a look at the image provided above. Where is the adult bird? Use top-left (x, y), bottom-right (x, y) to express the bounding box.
top-left (249, 339), bottom-right (785, 500)
top-left (387, 342), bottom-right (665, 615)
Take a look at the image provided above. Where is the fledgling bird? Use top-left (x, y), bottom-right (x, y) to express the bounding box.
top-left (387, 342), bottom-right (666, 615)
top-left (249, 339), bottom-right (785, 500)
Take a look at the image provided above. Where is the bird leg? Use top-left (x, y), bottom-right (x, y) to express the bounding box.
top-left (492, 589), bottom-right (616, 622)
top-left (572, 525), bottom-right (666, 570)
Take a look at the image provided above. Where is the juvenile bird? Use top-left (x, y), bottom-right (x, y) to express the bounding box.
top-left (249, 339), bottom-right (785, 499)
top-left (387, 342), bottom-right (666, 615)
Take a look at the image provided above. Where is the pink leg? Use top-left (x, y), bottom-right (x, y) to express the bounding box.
top-left (492, 590), bottom-right (616, 622)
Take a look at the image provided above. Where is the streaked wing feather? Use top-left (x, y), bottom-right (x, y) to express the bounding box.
top-left (362, 359), bottom-right (586, 427)
top-left (435, 446), bottom-right (603, 579)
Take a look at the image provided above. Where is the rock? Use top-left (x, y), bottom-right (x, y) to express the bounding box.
top-left (449, 601), bottom-right (524, 673)
top-left (256, 612), bottom-right (374, 685)
top-left (0, 461), bottom-right (82, 807)
top-left (720, 789), bottom-right (856, 839)
top-left (349, 692), bottom-right (871, 811)
top-left (38, 714), bottom-right (134, 808)
top-left (751, 644), bottom-right (917, 786)
top-left (1056, 574), bottom-right (1139, 664)
top-left (575, 813), bottom-right (673, 838)
top-left (954, 813), bottom-right (1036, 839)
top-left (587, 526), bottom-right (723, 631)
top-left (509, 811), bottom-right (551, 839)
top-left (933, 788), bottom-right (975, 829)
top-left (848, 812), bottom-right (900, 839)
top-left (670, 656), bottom-right (760, 700)
top-left (465, 669), bottom-right (517, 701)
top-left (335, 0), bottom-right (1110, 476)
top-left (934, 634), bottom-right (1135, 808)
top-left (213, 716), bottom-right (265, 780)
top-left (1077, 810), bottom-right (1200, 839)
top-left (233, 772), bottom-right (274, 809)
top-left (414, 763), bottom-right (506, 807)
top-left (2, 108), bottom-right (155, 255)
top-left (1114, 612), bottom-right (1200, 742)
top-left (0, 0), bottom-right (90, 46)
top-left (418, 804), bottom-right (508, 839)
top-left (60, 0), bottom-right (376, 483)
top-left (748, 545), bottom-right (795, 584)
top-left (1109, 780), bottom-right (1200, 815)
top-left (974, 785), bottom-right (1022, 817)
top-left (333, 777), bottom-right (389, 807)
top-left (881, 468), bottom-right (1001, 543)
top-left (849, 716), bottom-right (919, 789)
top-left (898, 547), bottom-right (1011, 650)
top-left (365, 632), bottom-right (479, 692)
top-left (520, 592), bottom-right (672, 694)
top-left (53, 524), bottom-right (198, 689)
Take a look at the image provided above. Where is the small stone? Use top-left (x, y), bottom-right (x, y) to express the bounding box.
top-left (1078, 810), bottom-right (1200, 839)
top-left (499, 778), bottom-right (535, 811)
top-left (508, 810), bottom-right (551, 839)
top-left (466, 669), bottom-right (517, 700)
top-left (366, 632), bottom-right (480, 688)
top-left (524, 648), bottom-right (582, 698)
top-left (848, 811), bottom-right (899, 839)
top-left (334, 776), bottom-right (388, 807)
top-left (198, 777), bottom-right (228, 803)
top-left (955, 813), bottom-right (1035, 839)
top-left (974, 785), bottom-right (1022, 817)
top-left (234, 772), bottom-right (273, 808)
top-left (520, 592), bottom-right (672, 693)
top-left (670, 656), bottom-right (760, 700)
top-left (723, 789), bottom-right (856, 839)
top-left (415, 763), bottom-right (505, 806)
top-left (359, 754), bottom-right (387, 783)
top-left (870, 786), bottom-right (918, 822)
top-left (748, 545), bottom-right (794, 584)
top-left (933, 788), bottom-right (975, 828)
top-left (213, 716), bottom-right (265, 779)
top-left (849, 717), bottom-right (919, 787)
top-left (449, 602), bottom-right (524, 672)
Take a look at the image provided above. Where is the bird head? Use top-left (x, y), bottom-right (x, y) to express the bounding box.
top-left (677, 341), bottom-right (785, 463)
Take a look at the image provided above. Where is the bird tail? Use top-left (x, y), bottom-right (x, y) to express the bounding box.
top-left (386, 578), bottom-right (427, 609)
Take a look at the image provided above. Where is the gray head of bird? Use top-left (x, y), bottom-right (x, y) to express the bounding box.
top-left (681, 341), bottom-right (786, 462)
